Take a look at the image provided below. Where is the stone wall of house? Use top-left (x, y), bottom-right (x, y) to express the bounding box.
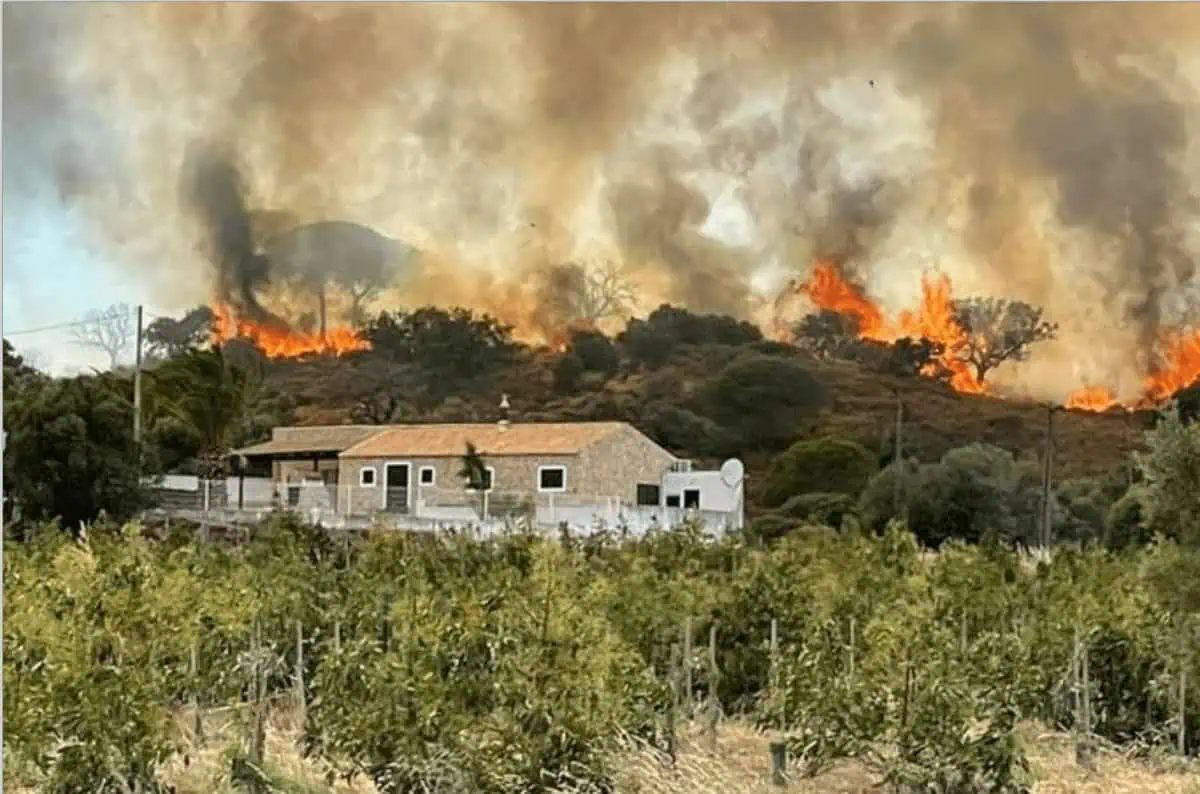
top-left (574, 425), bottom-right (677, 504)
top-left (340, 453), bottom-right (584, 516)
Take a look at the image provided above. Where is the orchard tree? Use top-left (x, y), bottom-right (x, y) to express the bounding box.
top-left (1133, 404), bottom-right (1200, 546)
top-left (952, 297), bottom-right (1058, 384)
top-left (1134, 405), bottom-right (1200, 617)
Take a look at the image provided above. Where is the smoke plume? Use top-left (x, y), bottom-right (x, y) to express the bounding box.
top-left (8, 4), bottom-right (1200, 396)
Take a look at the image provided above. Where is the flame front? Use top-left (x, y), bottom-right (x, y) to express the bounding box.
top-left (1142, 329), bottom-right (1200, 404)
top-left (796, 261), bottom-right (1200, 411)
top-left (798, 260), bottom-right (984, 394)
top-left (210, 304), bottom-right (370, 358)
top-left (1064, 385), bottom-right (1118, 412)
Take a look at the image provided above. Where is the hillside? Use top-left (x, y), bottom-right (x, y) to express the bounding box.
top-left (803, 356), bottom-right (1148, 481)
top-left (265, 342), bottom-right (1150, 486)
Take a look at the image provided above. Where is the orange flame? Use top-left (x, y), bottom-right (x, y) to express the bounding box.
top-left (1142, 328), bottom-right (1200, 404)
top-left (798, 260), bottom-right (984, 394)
top-left (210, 304), bottom-right (370, 358)
top-left (1064, 385), bottom-right (1118, 412)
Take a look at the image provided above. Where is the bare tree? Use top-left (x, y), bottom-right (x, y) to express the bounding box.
top-left (72, 303), bottom-right (134, 369)
top-left (545, 260), bottom-right (638, 327)
top-left (953, 297), bottom-right (1059, 384)
top-left (579, 260), bottom-right (637, 324)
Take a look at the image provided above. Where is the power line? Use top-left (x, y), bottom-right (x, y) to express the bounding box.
top-left (4, 318), bottom-right (96, 337)
top-left (5, 306), bottom-right (145, 338)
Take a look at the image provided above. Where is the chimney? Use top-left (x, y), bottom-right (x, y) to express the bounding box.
top-left (498, 393), bottom-right (511, 432)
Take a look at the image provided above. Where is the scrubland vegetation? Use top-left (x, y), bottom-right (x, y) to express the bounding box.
top-left (7, 304), bottom-right (1200, 793)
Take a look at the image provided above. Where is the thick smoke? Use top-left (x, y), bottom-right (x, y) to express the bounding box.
top-left (181, 143), bottom-right (279, 325)
top-left (7, 4), bottom-right (1200, 395)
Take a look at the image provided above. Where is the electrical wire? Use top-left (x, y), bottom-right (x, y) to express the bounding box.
top-left (5, 306), bottom-right (152, 338)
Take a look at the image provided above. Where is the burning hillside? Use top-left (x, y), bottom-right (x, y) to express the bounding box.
top-left (13, 6), bottom-right (1200, 398)
top-left (209, 304), bottom-right (369, 358)
top-left (782, 261), bottom-right (1200, 412)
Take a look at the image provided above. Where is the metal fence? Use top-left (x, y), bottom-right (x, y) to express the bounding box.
top-left (150, 477), bottom-right (742, 536)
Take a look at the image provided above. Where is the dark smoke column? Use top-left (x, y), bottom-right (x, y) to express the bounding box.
top-left (180, 142), bottom-right (284, 328)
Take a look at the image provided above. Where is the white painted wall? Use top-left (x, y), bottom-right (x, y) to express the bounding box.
top-left (225, 476), bottom-right (277, 507)
top-left (160, 474), bottom-right (200, 492)
top-left (663, 470), bottom-right (741, 512)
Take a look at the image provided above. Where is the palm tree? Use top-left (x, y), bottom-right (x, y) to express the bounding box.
top-left (148, 346), bottom-right (255, 478)
top-left (459, 441), bottom-right (489, 519)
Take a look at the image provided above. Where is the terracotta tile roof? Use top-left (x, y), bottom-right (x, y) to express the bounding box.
top-left (233, 425), bottom-right (382, 457)
top-left (340, 422), bottom-right (629, 459)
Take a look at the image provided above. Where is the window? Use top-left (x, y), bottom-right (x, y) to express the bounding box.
top-left (419, 466), bottom-right (436, 486)
top-left (636, 483), bottom-right (661, 506)
top-left (467, 466), bottom-right (495, 492)
top-left (537, 465), bottom-right (566, 492)
top-left (665, 494), bottom-right (681, 508)
top-left (683, 489), bottom-right (701, 510)
top-left (359, 467), bottom-right (377, 487)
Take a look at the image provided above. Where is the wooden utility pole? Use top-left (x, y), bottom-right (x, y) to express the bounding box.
top-left (317, 283), bottom-right (328, 343)
top-left (1040, 404), bottom-right (1056, 549)
top-left (893, 389), bottom-right (904, 518)
top-left (133, 304), bottom-right (144, 449)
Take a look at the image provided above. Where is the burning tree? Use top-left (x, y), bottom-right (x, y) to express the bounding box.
top-left (952, 297), bottom-right (1059, 385)
top-left (794, 310), bottom-right (947, 379)
top-left (794, 309), bottom-right (862, 359)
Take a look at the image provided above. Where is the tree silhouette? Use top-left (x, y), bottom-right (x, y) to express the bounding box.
top-left (147, 346), bottom-right (257, 477)
top-left (72, 303), bottom-right (134, 368)
top-left (952, 297), bottom-right (1058, 384)
top-left (459, 441), bottom-right (491, 518)
top-left (143, 306), bottom-right (214, 361)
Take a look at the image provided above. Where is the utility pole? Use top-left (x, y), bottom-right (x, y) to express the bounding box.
top-left (133, 305), bottom-right (144, 450)
top-left (317, 283), bottom-right (328, 344)
top-left (893, 389), bottom-right (904, 519)
top-left (1040, 403), bottom-right (1056, 549)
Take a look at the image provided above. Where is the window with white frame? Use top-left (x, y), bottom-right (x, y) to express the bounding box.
top-left (419, 466), bottom-right (436, 486)
top-left (359, 467), bottom-right (377, 487)
top-left (537, 465), bottom-right (567, 492)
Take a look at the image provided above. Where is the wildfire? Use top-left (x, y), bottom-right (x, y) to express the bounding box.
top-left (1063, 329), bottom-right (1200, 412)
top-left (797, 260), bottom-right (984, 394)
top-left (1142, 329), bottom-right (1200, 404)
top-left (1064, 385), bottom-right (1118, 412)
top-left (795, 260), bottom-right (1200, 412)
top-left (210, 304), bottom-right (370, 357)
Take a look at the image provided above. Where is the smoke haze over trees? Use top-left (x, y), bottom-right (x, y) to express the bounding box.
top-left (9, 5), bottom-right (1200, 400)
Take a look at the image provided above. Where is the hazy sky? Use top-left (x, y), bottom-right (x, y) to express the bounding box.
top-left (3, 198), bottom-right (170, 374)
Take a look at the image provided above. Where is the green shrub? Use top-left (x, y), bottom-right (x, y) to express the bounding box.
top-left (761, 438), bottom-right (876, 508)
top-left (776, 492), bottom-right (859, 527)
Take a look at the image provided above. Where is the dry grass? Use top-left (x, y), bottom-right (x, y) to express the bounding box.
top-left (8, 710), bottom-right (1197, 793)
top-left (597, 720), bottom-right (1200, 794)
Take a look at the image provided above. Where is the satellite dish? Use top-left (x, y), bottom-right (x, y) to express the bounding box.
top-left (719, 458), bottom-right (745, 488)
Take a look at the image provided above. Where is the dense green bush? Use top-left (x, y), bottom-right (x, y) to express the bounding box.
top-left (761, 438), bottom-right (876, 508)
top-left (860, 444), bottom-right (1053, 547)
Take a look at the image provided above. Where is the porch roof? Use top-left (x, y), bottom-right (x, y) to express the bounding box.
top-left (233, 425), bottom-right (382, 457)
